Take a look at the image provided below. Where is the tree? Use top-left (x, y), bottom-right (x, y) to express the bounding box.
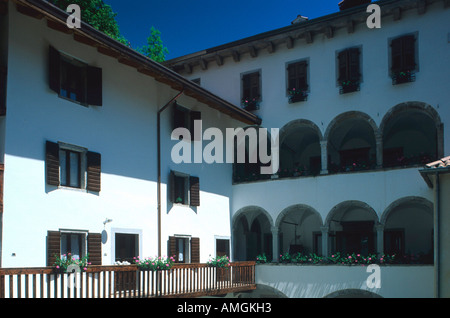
top-left (50, 0), bottom-right (169, 61)
top-left (50, 0), bottom-right (128, 45)
top-left (138, 27), bottom-right (169, 62)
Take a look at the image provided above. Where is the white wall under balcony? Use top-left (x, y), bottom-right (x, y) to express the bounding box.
top-left (256, 264), bottom-right (434, 298)
top-left (232, 167), bottom-right (433, 224)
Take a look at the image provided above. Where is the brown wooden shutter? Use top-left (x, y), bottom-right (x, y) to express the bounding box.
top-left (0, 66), bottom-right (7, 116)
top-left (87, 233), bottom-right (102, 265)
top-left (87, 151), bottom-right (101, 192)
top-left (168, 236), bottom-right (177, 261)
top-left (242, 72), bottom-right (260, 100)
top-left (287, 63), bottom-right (296, 89)
top-left (391, 37), bottom-right (403, 73)
top-left (338, 50), bottom-right (348, 82)
top-left (287, 62), bottom-right (308, 90)
top-left (189, 176), bottom-right (200, 207)
top-left (191, 237), bottom-right (200, 263)
top-left (402, 35), bottom-right (416, 71)
top-left (189, 111), bottom-right (201, 141)
top-left (47, 231), bottom-right (60, 266)
top-left (348, 48), bottom-right (360, 82)
top-left (86, 66), bottom-right (102, 106)
top-left (46, 141), bottom-right (60, 186)
top-left (173, 104), bottom-right (186, 131)
top-left (48, 46), bottom-right (61, 94)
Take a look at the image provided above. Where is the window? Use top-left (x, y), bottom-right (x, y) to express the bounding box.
top-left (337, 47), bottom-right (361, 94)
top-left (241, 71), bottom-right (261, 110)
top-left (49, 46), bottom-right (102, 106)
top-left (169, 171), bottom-right (200, 206)
top-left (216, 238), bottom-right (230, 257)
top-left (287, 60), bottom-right (308, 102)
top-left (60, 148), bottom-right (81, 188)
top-left (115, 233), bottom-right (139, 263)
top-left (46, 141), bottom-right (101, 192)
top-left (168, 236), bottom-right (200, 263)
top-left (390, 34), bottom-right (417, 84)
top-left (173, 103), bottom-right (201, 141)
top-left (60, 231), bottom-right (86, 260)
top-left (47, 230), bottom-right (101, 266)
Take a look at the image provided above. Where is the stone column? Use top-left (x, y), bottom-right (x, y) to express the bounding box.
top-left (320, 226), bottom-right (329, 257)
top-left (271, 227), bottom-right (279, 262)
top-left (320, 141), bottom-right (328, 174)
top-left (376, 133), bottom-right (383, 168)
top-left (376, 224), bottom-right (384, 256)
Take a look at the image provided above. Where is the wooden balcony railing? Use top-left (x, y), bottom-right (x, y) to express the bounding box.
top-left (0, 261), bottom-right (256, 298)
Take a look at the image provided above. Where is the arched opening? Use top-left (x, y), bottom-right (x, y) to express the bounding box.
top-left (233, 126), bottom-right (272, 182)
top-left (232, 207), bottom-right (273, 261)
top-left (276, 205), bottom-right (323, 255)
top-left (382, 197), bottom-right (433, 263)
top-left (382, 104), bottom-right (440, 168)
top-left (326, 112), bottom-right (377, 173)
top-left (327, 201), bottom-right (379, 256)
top-left (324, 289), bottom-right (382, 298)
top-left (279, 120), bottom-right (322, 177)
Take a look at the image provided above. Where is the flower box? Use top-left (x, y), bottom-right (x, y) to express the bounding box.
top-left (392, 70), bottom-right (415, 85)
top-left (242, 98), bottom-right (260, 111)
top-left (339, 81), bottom-right (360, 94)
top-left (287, 88), bottom-right (308, 103)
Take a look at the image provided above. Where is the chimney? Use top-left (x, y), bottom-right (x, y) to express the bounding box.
top-left (338, 0), bottom-right (371, 11)
top-left (291, 15), bottom-right (309, 24)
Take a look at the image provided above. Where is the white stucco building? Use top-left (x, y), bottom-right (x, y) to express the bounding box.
top-left (164, 0), bottom-right (450, 297)
top-left (0, 0), bottom-right (260, 269)
top-left (0, 0), bottom-right (449, 298)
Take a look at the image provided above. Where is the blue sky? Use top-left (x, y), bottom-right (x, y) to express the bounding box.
top-left (103, 0), bottom-right (344, 60)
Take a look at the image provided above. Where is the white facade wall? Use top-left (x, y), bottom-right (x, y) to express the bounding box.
top-left (256, 264), bottom-right (434, 298)
top-left (175, 2), bottom-right (449, 238)
top-left (0, 2), bottom-right (240, 268)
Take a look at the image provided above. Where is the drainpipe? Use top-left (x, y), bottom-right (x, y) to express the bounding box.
top-left (157, 89), bottom-right (184, 257)
top-left (435, 171), bottom-right (440, 298)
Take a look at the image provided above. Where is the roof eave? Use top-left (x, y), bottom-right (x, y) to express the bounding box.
top-left (13, 0), bottom-right (261, 126)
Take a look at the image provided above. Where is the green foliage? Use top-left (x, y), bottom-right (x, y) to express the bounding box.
top-left (256, 253), bottom-right (269, 264)
top-left (49, 0), bottom-right (170, 58)
top-left (53, 253), bottom-right (90, 272)
top-left (207, 255), bottom-right (230, 268)
top-left (137, 27), bottom-right (169, 62)
top-left (270, 252), bottom-right (397, 265)
top-left (134, 255), bottom-right (175, 271)
top-left (49, 0), bottom-right (128, 44)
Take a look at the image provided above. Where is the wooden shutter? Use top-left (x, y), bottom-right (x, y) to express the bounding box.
top-left (191, 237), bottom-right (200, 263)
top-left (288, 62), bottom-right (308, 90)
top-left (189, 111), bottom-right (201, 141)
top-left (86, 66), bottom-right (102, 106)
top-left (46, 141), bottom-right (60, 186)
top-left (402, 35), bottom-right (416, 71)
top-left (348, 48), bottom-right (360, 82)
top-left (48, 46), bottom-right (61, 94)
top-left (173, 104), bottom-right (186, 130)
top-left (87, 233), bottom-right (102, 265)
top-left (168, 236), bottom-right (177, 261)
top-left (338, 50), bottom-right (348, 82)
top-left (87, 151), bottom-right (101, 192)
top-left (391, 37), bottom-right (403, 73)
top-left (0, 66), bottom-right (6, 116)
top-left (243, 72), bottom-right (259, 100)
top-left (47, 231), bottom-right (60, 266)
top-left (189, 176), bottom-right (200, 207)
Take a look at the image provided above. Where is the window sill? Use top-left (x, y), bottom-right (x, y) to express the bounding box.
top-left (58, 94), bottom-right (89, 107)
